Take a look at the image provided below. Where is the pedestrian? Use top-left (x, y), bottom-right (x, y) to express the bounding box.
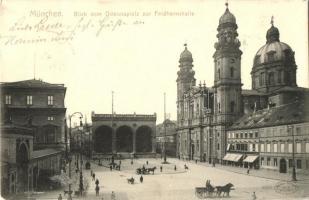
top-left (58, 193), bottom-right (62, 200)
top-left (92, 173), bottom-right (95, 181)
top-left (140, 175), bottom-right (143, 183)
top-left (160, 166), bottom-right (162, 172)
top-left (119, 160), bottom-right (121, 165)
top-left (247, 168), bottom-right (250, 175)
top-left (95, 178), bottom-right (99, 186)
top-left (146, 160), bottom-right (148, 165)
top-left (110, 165), bottom-right (113, 171)
top-left (131, 160), bottom-right (133, 165)
top-left (195, 159), bottom-right (197, 164)
top-left (252, 191), bottom-right (257, 200)
top-left (174, 165), bottom-right (177, 171)
top-left (95, 185), bottom-right (100, 196)
top-left (111, 191), bottom-right (116, 200)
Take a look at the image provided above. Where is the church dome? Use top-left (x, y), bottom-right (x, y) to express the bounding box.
top-left (219, 8), bottom-right (236, 25)
top-left (253, 19), bottom-right (294, 66)
top-left (254, 41), bottom-right (293, 66)
top-left (179, 44), bottom-right (193, 63)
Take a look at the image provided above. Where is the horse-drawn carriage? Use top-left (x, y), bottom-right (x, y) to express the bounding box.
top-left (195, 181), bottom-right (234, 199)
top-left (136, 166), bottom-right (156, 175)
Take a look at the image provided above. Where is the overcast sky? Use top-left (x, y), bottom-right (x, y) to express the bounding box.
top-left (0, 0), bottom-right (308, 124)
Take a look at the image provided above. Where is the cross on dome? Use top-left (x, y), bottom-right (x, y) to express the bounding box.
top-left (271, 16), bottom-right (274, 26)
top-left (225, 0), bottom-right (229, 10)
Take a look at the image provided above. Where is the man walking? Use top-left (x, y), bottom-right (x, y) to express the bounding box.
top-left (140, 175), bottom-right (143, 183)
top-left (95, 185), bottom-right (100, 196)
top-left (111, 191), bottom-right (116, 200)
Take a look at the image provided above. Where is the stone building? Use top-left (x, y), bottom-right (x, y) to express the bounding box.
top-left (91, 112), bottom-right (156, 158)
top-left (1, 79), bottom-right (66, 195)
top-left (1, 79), bottom-right (67, 150)
top-left (176, 3), bottom-right (309, 173)
top-left (156, 119), bottom-right (177, 157)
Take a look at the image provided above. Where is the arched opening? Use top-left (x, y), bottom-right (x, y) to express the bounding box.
top-left (136, 126), bottom-right (152, 152)
top-left (94, 126), bottom-right (113, 153)
top-left (116, 126), bottom-right (133, 152)
top-left (279, 158), bottom-right (287, 173)
top-left (16, 143), bottom-right (29, 192)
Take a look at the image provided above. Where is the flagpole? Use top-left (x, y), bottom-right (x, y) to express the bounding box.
top-left (163, 92), bottom-right (167, 163)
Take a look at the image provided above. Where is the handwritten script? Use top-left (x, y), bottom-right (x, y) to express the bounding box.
top-left (0, 15), bottom-right (145, 46)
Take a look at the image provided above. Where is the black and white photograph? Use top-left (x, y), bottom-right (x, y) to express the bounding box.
top-left (0, 0), bottom-right (308, 199)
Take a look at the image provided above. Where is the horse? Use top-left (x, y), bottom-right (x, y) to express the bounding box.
top-left (215, 183), bottom-right (234, 197)
top-left (115, 164), bottom-right (120, 171)
top-left (147, 167), bottom-right (156, 175)
top-left (127, 177), bottom-right (134, 184)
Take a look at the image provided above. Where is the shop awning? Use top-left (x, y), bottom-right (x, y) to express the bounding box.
top-left (233, 154), bottom-right (243, 162)
top-left (223, 153), bottom-right (232, 161)
top-left (223, 153), bottom-right (243, 162)
top-left (243, 155), bottom-right (259, 163)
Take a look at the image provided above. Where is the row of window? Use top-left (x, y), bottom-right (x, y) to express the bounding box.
top-left (230, 142), bottom-right (309, 153)
top-left (8, 115), bottom-right (56, 121)
top-left (5, 95), bottom-right (54, 105)
top-left (260, 157), bottom-right (309, 169)
top-left (229, 126), bottom-right (309, 139)
top-left (260, 142), bottom-right (309, 153)
top-left (256, 70), bottom-right (292, 87)
top-left (228, 132), bottom-right (259, 139)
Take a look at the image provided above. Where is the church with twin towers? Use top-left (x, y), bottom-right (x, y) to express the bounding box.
top-left (176, 3), bottom-right (309, 172)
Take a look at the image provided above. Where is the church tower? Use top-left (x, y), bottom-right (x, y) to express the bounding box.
top-left (176, 44), bottom-right (196, 121)
top-left (213, 3), bottom-right (242, 163)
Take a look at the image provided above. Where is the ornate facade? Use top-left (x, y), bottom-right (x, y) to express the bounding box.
top-left (177, 4), bottom-right (309, 172)
top-left (91, 112), bottom-right (156, 158)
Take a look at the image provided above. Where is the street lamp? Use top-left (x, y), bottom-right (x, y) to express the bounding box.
top-left (288, 125), bottom-right (297, 181)
top-left (78, 117), bottom-right (84, 196)
top-left (68, 112), bottom-right (84, 200)
top-left (163, 92), bottom-right (168, 164)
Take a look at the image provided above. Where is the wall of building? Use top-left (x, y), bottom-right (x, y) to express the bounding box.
top-left (227, 122), bottom-right (309, 171)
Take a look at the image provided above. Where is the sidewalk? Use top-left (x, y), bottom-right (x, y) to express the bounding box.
top-left (183, 159), bottom-right (309, 182)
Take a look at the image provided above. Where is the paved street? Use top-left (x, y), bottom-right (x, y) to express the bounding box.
top-left (22, 158), bottom-right (309, 200)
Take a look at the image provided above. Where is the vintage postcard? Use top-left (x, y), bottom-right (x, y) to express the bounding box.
top-left (0, 0), bottom-right (308, 199)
